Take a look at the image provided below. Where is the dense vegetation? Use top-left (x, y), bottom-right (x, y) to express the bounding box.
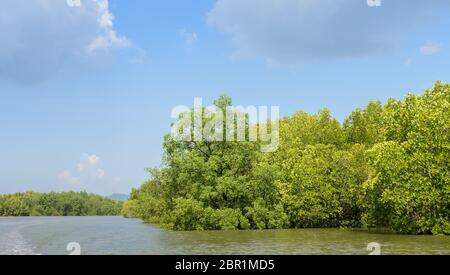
top-left (0, 191), bottom-right (123, 216)
top-left (123, 82), bottom-right (449, 234)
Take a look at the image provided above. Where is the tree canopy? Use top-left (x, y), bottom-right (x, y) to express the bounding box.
top-left (0, 191), bottom-right (123, 216)
top-left (124, 82), bottom-right (449, 235)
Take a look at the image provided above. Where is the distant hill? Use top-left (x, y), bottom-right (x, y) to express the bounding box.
top-left (108, 193), bottom-right (129, 201)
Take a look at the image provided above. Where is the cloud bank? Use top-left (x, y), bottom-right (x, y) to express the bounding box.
top-left (0, 0), bottom-right (130, 83)
top-left (207, 0), bottom-right (448, 64)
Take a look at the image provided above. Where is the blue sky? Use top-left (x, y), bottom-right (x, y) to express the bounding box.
top-left (1, 0), bottom-right (449, 195)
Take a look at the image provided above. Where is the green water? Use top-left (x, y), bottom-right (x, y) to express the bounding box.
top-left (0, 216), bottom-right (448, 255)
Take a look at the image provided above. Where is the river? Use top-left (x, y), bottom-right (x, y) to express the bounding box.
top-left (0, 216), bottom-right (449, 255)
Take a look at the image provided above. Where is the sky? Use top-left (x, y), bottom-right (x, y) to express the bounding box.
top-left (1, 0), bottom-right (449, 196)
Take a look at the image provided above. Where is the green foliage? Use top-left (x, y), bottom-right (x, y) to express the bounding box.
top-left (245, 199), bottom-right (289, 229)
top-left (363, 82), bottom-right (450, 234)
top-left (273, 144), bottom-right (367, 228)
top-left (0, 191), bottom-right (122, 216)
top-left (161, 198), bottom-right (206, 231)
top-left (122, 178), bottom-right (163, 223)
top-left (125, 96), bottom-right (287, 230)
top-left (158, 199), bottom-right (249, 231)
top-left (343, 101), bottom-right (384, 145)
top-left (125, 83), bottom-right (449, 235)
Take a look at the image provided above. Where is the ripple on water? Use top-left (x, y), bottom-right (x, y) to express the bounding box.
top-left (1, 217), bottom-right (449, 255)
top-left (0, 225), bottom-right (36, 255)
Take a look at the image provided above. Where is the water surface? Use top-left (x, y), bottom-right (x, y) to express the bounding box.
top-left (0, 217), bottom-right (449, 255)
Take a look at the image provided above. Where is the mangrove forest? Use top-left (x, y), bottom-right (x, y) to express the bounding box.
top-left (123, 81), bottom-right (449, 235)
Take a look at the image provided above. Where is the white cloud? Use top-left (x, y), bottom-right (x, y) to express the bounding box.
top-left (178, 29), bottom-right (198, 45)
top-left (66, 0), bottom-right (81, 7)
top-left (59, 153), bottom-right (106, 188)
top-left (207, 0), bottom-right (448, 64)
top-left (76, 153), bottom-right (101, 172)
top-left (86, 0), bottom-right (131, 53)
top-left (420, 41), bottom-right (442, 56)
top-left (0, 0), bottom-right (130, 83)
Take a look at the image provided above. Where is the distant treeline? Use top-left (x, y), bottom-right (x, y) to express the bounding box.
top-left (123, 82), bottom-right (449, 235)
top-left (0, 191), bottom-right (122, 216)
